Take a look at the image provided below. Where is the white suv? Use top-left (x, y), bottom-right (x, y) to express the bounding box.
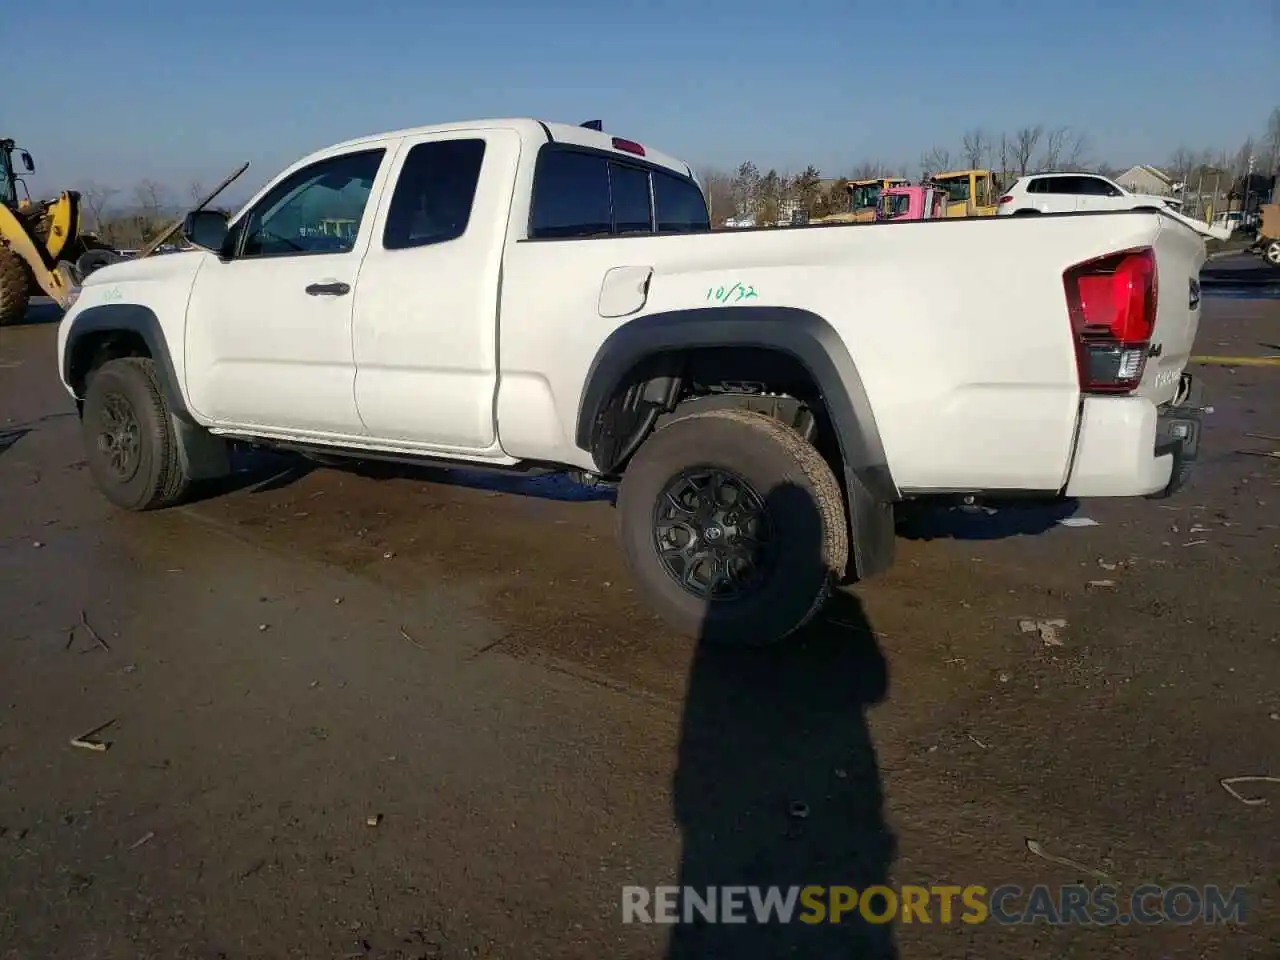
top-left (997, 172), bottom-right (1179, 216)
top-left (997, 172), bottom-right (1230, 239)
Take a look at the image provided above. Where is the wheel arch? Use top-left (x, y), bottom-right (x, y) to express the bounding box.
top-left (576, 306), bottom-right (898, 579)
top-left (63, 304), bottom-right (191, 421)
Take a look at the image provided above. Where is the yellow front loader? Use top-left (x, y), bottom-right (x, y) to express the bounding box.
top-left (0, 138), bottom-right (120, 325)
top-left (0, 141), bottom-right (249, 326)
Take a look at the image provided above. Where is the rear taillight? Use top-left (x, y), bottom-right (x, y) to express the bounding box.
top-left (1063, 246), bottom-right (1157, 394)
top-left (998, 195), bottom-right (1013, 204)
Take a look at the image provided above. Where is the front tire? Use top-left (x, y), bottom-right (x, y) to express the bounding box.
top-left (617, 408), bottom-right (849, 646)
top-left (1265, 239), bottom-right (1280, 266)
top-left (82, 357), bottom-right (192, 510)
top-left (0, 247), bottom-right (30, 326)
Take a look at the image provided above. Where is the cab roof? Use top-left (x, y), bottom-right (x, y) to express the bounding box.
top-left (328, 118), bottom-right (695, 180)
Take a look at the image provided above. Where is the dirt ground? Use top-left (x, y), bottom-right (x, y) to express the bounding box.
top-left (2, 278), bottom-right (1279, 959)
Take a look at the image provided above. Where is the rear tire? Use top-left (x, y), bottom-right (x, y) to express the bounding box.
top-left (0, 247), bottom-right (30, 326)
top-left (1265, 240), bottom-right (1280, 266)
top-left (81, 357), bottom-right (192, 511)
top-left (617, 408), bottom-right (849, 646)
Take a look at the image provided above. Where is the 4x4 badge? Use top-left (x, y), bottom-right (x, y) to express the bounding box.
top-left (1148, 343), bottom-right (1164, 358)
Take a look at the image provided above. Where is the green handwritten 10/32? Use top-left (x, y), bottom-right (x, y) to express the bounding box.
top-left (706, 282), bottom-right (758, 304)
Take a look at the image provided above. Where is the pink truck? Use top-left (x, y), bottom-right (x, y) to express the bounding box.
top-left (875, 183), bottom-right (949, 222)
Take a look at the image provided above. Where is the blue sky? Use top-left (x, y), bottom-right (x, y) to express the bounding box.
top-left (11, 0), bottom-right (1279, 205)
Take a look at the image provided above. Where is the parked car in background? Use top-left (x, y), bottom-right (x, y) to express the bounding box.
top-left (998, 172), bottom-right (1231, 239)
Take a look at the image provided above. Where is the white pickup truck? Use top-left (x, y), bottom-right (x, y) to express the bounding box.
top-left (56, 118), bottom-right (1209, 646)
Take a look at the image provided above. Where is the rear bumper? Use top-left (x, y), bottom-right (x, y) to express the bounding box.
top-left (1064, 374), bottom-right (1206, 498)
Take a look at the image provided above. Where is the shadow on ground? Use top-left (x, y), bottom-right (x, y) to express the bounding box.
top-left (187, 446), bottom-right (618, 506)
top-left (668, 482), bottom-right (897, 959)
top-left (895, 498), bottom-right (1079, 541)
top-left (0, 428), bottom-right (30, 457)
top-left (342, 459), bottom-right (617, 503)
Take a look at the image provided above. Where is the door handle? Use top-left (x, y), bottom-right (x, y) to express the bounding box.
top-left (305, 281), bottom-right (350, 296)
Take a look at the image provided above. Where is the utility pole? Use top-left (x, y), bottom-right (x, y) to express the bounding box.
top-left (1242, 154), bottom-right (1255, 222)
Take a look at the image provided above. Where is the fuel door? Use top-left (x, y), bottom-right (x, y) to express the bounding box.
top-left (598, 265), bottom-right (653, 318)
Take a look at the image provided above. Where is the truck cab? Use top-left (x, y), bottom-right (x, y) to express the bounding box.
top-left (930, 169), bottom-right (1000, 217)
top-left (875, 184), bottom-right (948, 221)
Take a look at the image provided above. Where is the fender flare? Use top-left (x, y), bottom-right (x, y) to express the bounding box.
top-left (576, 306), bottom-right (898, 577)
top-left (62, 303), bottom-right (191, 421)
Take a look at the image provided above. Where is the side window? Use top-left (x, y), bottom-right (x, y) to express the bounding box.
top-left (1058, 176), bottom-right (1097, 195)
top-left (240, 149), bottom-right (384, 258)
top-left (530, 151), bottom-right (611, 239)
top-left (383, 139), bottom-right (486, 250)
top-left (609, 163), bottom-right (653, 234)
top-left (654, 172), bottom-right (710, 233)
top-left (1075, 176), bottom-right (1112, 196)
top-left (1043, 176), bottom-right (1075, 194)
top-left (1027, 178), bottom-right (1046, 194)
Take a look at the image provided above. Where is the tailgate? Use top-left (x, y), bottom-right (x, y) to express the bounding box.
top-left (1135, 217), bottom-right (1206, 406)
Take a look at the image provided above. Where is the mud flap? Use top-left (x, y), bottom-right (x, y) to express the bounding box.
top-left (172, 415), bottom-right (231, 482)
top-left (843, 467), bottom-right (895, 581)
top-left (1146, 374), bottom-right (1206, 499)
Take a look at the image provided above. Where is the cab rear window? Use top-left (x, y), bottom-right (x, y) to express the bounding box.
top-left (529, 148), bottom-right (708, 239)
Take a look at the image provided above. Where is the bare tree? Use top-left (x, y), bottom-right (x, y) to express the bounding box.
top-left (961, 128), bottom-right (990, 170)
top-left (134, 179), bottom-right (168, 221)
top-left (997, 133), bottom-right (1011, 181)
top-left (125, 179), bottom-right (170, 248)
top-left (1260, 107), bottom-right (1280, 173)
top-left (77, 180), bottom-right (119, 237)
top-left (794, 165), bottom-right (823, 217)
top-left (1166, 147), bottom-right (1196, 189)
top-left (817, 179), bottom-right (847, 216)
top-left (1232, 137), bottom-right (1256, 178)
top-left (758, 169), bottom-right (784, 225)
top-left (187, 180), bottom-right (207, 208)
top-left (1012, 125), bottom-right (1043, 176)
top-left (919, 146), bottom-right (952, 176)
top-left (698, 169), bottom-right (737, 225)
top-left (731, 161), bottom-right (760, 220)
top-left (1038, 126), bottom-right (1088, 171)
top-left (848, 160), bottom-right (896, 179)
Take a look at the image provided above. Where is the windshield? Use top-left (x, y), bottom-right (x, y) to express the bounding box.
top-left (848, 183), bottom-right (882, 210)
top-left (935, 176), bottom-right (970, 203)
top-left (879, 193), bottom-right (911, 219)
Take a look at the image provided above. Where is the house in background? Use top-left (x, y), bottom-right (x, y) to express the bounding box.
top-left (1115, 165), bottom-right (1177, 195)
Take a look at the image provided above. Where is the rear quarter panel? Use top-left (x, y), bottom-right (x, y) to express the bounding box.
top-left (498, 211), bottom-right (1171, 493)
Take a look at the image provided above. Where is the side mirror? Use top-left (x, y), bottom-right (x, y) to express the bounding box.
top-left (182, 209), bottom-right (229, 253)
top-left (218, 219), bottom-right (244, 260)
top-left (19, 151), bottom-right (34, 173)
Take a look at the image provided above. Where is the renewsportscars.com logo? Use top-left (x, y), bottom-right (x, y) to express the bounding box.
top-left (621, 884), bottom-right (1248, 926)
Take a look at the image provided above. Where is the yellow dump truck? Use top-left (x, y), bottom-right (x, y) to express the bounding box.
top-left (815, 177), bottom-right (908, 223)
top-left (928, 169), bottom-right (1002, 217)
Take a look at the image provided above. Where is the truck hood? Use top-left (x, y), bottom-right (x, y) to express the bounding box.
top-left (81, 250), bottom-right (206, 288)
